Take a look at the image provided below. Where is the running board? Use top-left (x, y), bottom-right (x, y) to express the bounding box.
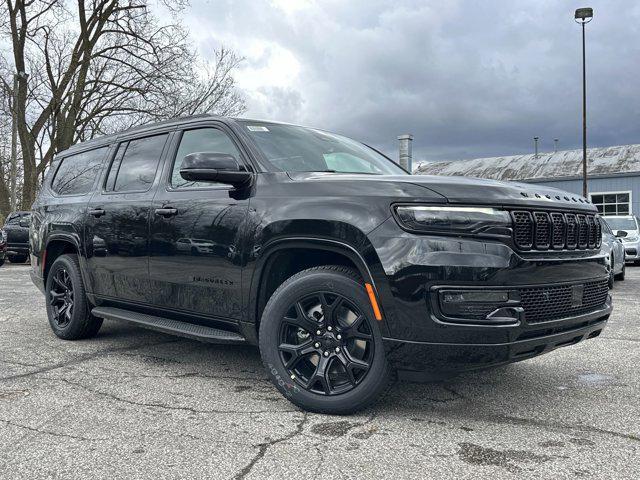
top-left (91, 307), bottom-right (247, 344)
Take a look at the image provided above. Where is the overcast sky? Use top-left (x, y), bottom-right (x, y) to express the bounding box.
top-left (183, 0), bottom-right (640, 163)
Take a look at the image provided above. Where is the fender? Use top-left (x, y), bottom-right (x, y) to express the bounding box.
top-left (43, 232), bottom-right (89, 288)
top-left (244, 236), bottom-right (393, 336)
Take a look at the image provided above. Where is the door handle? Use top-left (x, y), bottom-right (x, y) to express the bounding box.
top-left (154, 207), bottom-right (178, 217)
top-left (88, 208), bottom-right (106, 218)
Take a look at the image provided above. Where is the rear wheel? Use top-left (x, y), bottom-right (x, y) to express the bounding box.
top-left (45, 254), bottom-right (102, 340)
top-left (259, 266), bottom-right (391, 414)
top-left (8, 254), bottom-right (28, 263)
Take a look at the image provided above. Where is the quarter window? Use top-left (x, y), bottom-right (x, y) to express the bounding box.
top-left (170, 128), bottom-right (242, 189)
top-left (106, 134), bottom-right (168, 192)
top-left (51, 147), bottom-right (108, 195)
top-left (590, 192), bottom-right (631, 216)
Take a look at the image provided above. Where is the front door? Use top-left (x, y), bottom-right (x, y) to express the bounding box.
top-left (84, 132), bottom-right (172, 303)
top-left (148, 125), bottom-right (251, 321)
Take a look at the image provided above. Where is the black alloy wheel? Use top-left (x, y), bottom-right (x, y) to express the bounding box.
top-left (259, 266), bottom-right (391, 414)
top-left (45, 254), bottom-right (103, 340)
top-left (49, 267), bottom-right (75, 328)
top-left (278, 292), bottom-right (374, 395)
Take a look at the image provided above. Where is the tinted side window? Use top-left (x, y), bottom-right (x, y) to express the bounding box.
top-left (51, 147), bottom-right (108, 195)
top-left (5, 213), bottom-right (29, 225)
top-left (171, 128), bottom-right (241, 189)
top-left (106, 134), bottom-right (168, 192)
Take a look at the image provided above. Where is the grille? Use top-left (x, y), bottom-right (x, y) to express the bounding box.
top-left (512, 211), bottom-right (534, 249)
top-left (550, 213), bottom-right (566, 249)
top-left (577, 215), bottom-right (588, 248)
top-left (519, 279), bottom-right (609, 324)
top-left (533, 212), bottom-right (550, 249)
top-left (510, 210), bottom-right (600, 251)
top-left (565, 214), bottom-right (578, 249)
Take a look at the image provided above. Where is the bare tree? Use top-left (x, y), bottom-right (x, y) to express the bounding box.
top-left (0, 0), bottom-right (245, 213)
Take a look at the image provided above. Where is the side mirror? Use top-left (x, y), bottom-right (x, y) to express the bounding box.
top-left (179, 152), bottom-right (251, 187)
top-left (615, 231), bottom-right (627, 238)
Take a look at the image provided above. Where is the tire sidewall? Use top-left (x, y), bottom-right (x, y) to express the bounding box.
top-left (259, 269), bottom-right (389, 414)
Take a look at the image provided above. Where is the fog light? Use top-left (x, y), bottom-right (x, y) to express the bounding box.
top-left (439, 289), bottom-right (520, 322)
top-left (442, 291), bottom-right (509, 304)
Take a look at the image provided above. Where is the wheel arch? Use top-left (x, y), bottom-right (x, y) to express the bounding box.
top-left (43, 235), bottom-right (81, 283)
top-left (245, 237), bottom-right (387, 343)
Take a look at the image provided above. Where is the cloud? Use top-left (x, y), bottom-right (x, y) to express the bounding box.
top-left (185, 0), bottom-right (640, 162)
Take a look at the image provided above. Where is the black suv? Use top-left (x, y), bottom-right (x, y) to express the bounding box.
top-left (2, 211), bottom-right (31, 264)
top-left (30, 115), bottom-right (612, 413)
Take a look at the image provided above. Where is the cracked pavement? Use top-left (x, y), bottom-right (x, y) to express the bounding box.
top-left (0, 264), bottom-right (638, 479)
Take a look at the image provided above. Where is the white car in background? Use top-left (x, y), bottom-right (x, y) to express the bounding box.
top-left (601, 220), bottom-right (625, 287)
top-left (603, 216), bottom-right (640, 265)
top-left (176, 238), bottom-right (216, 255)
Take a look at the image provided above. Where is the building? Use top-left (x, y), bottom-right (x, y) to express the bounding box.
top-left (415, 144), bottom-right (640, 216)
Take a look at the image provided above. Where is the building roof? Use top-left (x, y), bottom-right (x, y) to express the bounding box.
top-left (415, 144), bottom-right (640, 181)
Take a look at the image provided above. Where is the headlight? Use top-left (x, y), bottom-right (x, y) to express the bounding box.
top-left (622, 236), bottom-right (639, 243)
top-left (0, 229), bottom-right (6, 243)
top-left (393, 205), bottom-right (511, 234)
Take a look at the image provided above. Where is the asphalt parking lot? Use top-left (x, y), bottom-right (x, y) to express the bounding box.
top-left (0, 263), bottom-right (638, 479)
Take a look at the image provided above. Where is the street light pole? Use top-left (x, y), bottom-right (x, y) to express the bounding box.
top-left (575, 7), bottom-right (593, 198)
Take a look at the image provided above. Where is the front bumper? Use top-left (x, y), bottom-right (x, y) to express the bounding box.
top-left (384, 299), bottom-right (610, 377)
top-left (622, 239), bottom-right (640, 261)
top-left (367, 217), bottom-right (612, 373)
top-left (6, 243), bottom-right (29, 256)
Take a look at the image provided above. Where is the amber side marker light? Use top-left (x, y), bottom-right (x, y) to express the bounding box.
top-left (364, 283), bottom-right (383, 321)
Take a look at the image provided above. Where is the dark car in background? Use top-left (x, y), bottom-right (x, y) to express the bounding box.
top-left (1, 211), bottom-right (31, 264)
top-left (29, 115), bottom-right (612, 414)
top-left (0, 227), bottom-right (6, 266)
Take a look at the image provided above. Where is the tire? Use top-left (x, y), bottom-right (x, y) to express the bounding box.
top-left (615, 262), bottom-right (625, 281)
top-left (8, 254), bottom-right (28, 263)
top-left (608, 255), bottom-right (615, 289)
top-left (0, 259), bottom-right (4, 267)
top-left (45, 254), bottom-right (103, 340)
top-left (259, 266), bottom-right (391, 414)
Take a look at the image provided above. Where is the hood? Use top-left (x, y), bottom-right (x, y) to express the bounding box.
top-left (287, 172), bottom-right (596, 211)
top-left (411, 175), bottom-right (596, 211)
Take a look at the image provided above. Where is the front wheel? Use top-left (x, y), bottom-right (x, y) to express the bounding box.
top-left (259, 266), bottom-right (391, 414)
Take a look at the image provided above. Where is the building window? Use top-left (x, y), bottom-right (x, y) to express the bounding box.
top-left (590, 192), bottom-right (631, 216)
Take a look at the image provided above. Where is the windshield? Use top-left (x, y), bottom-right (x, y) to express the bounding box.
top-left (604, 217), bottom-right (638, 231)
top-left (239, 121), bottom-right (407, 175)
top-left (6, 212), bottom-right (30, 226)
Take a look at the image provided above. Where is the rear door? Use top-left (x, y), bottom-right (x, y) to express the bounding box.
top-left (38, 146), bottom-right (110, 270)
top-left (148, 124), bottom-right (251, 321)
top-left (84, 132), bottom-right (172, 303)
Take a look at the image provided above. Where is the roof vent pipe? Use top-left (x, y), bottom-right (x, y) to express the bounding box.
top-left (398, 134), bottom-right (413, 173)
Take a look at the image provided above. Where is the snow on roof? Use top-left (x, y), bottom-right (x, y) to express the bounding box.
top-left (414, 144), bottom-right (640, 181)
